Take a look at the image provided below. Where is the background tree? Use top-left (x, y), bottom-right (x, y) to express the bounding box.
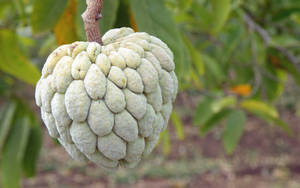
top-left (0, 0), bottom-right (300, 187)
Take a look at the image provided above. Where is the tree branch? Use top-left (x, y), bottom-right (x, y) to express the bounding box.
top-left (243, 13), bottom-right (300, 74)
top-left (82, 0), bottom-right (103, 45)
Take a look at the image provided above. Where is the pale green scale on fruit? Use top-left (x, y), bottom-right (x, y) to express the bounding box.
top-left (35, 27), bottom-right (178, 170)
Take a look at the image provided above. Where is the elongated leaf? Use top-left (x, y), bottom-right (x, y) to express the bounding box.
top-left (0, 30), bottom-right (40, 85)
top-left (160, 129), bottom-right (170, 156)
top-left (202, 54), bottom-right (225, 86)
top-left (129, 0), bottom-right (189, 78)
top-left (211, 0), bottom-right (231, 34)
top-left (222, 110), bottom-right (246, 154)
top-left (170, 111), bottom-right (185, 140)
top-left (240, 99), bottom-right (292, 134)
top-left (54, 0), bottom-right (78, 45)
top-left (263, 67), bottom-right (286, 102)
top-left (200, 109), bottom-right (232, 136)
top-left (22, 125), bottom-right (43, 177)
top-left (194, 96), bottom-right (214, 126)
top-left (99, 0), bottom-right (120, 34)
top-left (240, 99), bottom-right (278, 119)
top-left (31, 0), bottom-right (69, 33)
top-left (1, 115), bottom-right (30, 188)
top-left (182, 34), bottom-right (204, 75)
top-left (211, 96), bottom-right (237, 113)
top-left (0, 102), bottom-right (17, 153)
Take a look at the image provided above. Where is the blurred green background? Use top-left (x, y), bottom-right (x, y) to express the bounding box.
top-left (1, 0), bottom-right (300, 187)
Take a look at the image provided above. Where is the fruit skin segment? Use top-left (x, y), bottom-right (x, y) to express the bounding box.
top-left (35, 27), bottom-right (178, 170)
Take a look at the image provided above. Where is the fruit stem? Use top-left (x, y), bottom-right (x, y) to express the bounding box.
top-left (82, 0), bottom-right (104, 45)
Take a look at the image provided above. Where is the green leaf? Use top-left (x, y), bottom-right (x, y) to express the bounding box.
top-left (193, 96), bottom-right (214, 126)
top-left (0, 102), bottom-right (17, 153)
top-left (270, 35), bottom-right (300, 48)
top-left (240, 99), bottom-right (278, 119)
top-left (1, 114), bottom-right (31, 188)
top-left (240, 99), bottom-right (292, 134)
top-left (200, 109), bottom-right (232, 136)
top-left (76, 0), bottom-right (86, 40)
top-left (0, 30), bottom-right (40, 85)
top-left (182, 34), bottom-right (204, 75)
top-left (190, 1), bottom-right (212, 31)
top-left (211, 0), bottom-right (231, 34)
top-left (31, 0), bottom-right (69, 33)
top-left (202, 54), bottom-right (225, 86)
top-left (273, 7), bottom-right (300, 21)
top-left (22, 125), bottom-right (43, 177)
top-left (222, 110), bottom-right (246, 154)
top-left (263, 67), bottom-right (287, 102)
top-left (211, 96), bottom-right (237, 113)
top-left (170, 111), bottom-right (185, 140)
top-left (129, 0), bottom-right (189, 78)
top-left (99, 0), bottom-right (120, 34)
top-left (160, 129), bottom-right (170, 156)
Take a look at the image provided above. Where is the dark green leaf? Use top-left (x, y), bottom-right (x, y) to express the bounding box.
top-left (200, 109), bottom-right (232, 136)
top-left (202, 54), bottom-right (225, 87)
top-left (222, 110), bottom-right (246, 154)
top-left (273, 7), bottom-right (300, 21)
top-left (22, 125), bottom-right (43, 177)
top-left (129, 0), bottom-right (189, 78)
top-left (1, 115), bottom-right (31, 188)
top-left (31, 0), bottom-right (69, 33)
top-left (99, 0), bottom-right (120, 34)
top-left (193, 96), bottom-right (214, 126)
top-left (0, 102), bottom-right (17, 153)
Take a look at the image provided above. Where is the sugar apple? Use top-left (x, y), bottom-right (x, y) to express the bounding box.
top-left (35, 27), bottom-right (178, 170)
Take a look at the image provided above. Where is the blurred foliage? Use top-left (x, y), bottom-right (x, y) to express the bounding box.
top-left (0, 0), bottom-right (300, 187)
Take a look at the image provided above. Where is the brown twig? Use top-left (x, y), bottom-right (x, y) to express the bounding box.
top-left (243, 13), bottom-right (300, 74)
top-left (82, 0), bottom-right (103, 44)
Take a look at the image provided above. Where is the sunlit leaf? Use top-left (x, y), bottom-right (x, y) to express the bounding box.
top-left (160, 129), bottom-right (170, 156)
top-left (0, 30), bottom-right (40, 85)
top-left (240, 99), bottom-right (292, 134)
top-left (222, 110), bottom-right (246, 154)
top-left (211, 96), bottom-right (237, 112)
top-left (240, 99), bottom-right (278, 119)
top-left (54, 0), bottom-right (78, 45)
top-left (211, 0), bottom-right (232, 34)
top-left (170, 111), bottom-right (185, 140)
top-left (31, 0), bottom-right (69, 33)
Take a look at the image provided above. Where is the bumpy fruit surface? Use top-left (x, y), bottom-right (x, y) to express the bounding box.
top-left (35, 27), bottom-right (178, 170)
